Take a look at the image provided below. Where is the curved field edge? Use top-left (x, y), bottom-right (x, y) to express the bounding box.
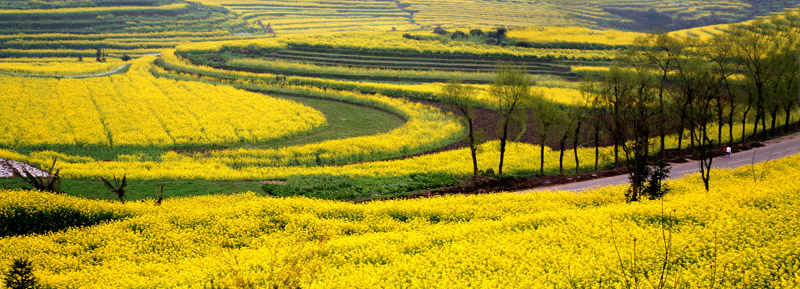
top-left (0, 61), bottom-right (131, 78)
top-left (0, 56), bottom-right (465, 177)
top-left (1, 153), bottom-right (798, 287)
top-left (150, 52), bottom-right (465, 167)
top-left (0, 57), bottom-right (328, 149)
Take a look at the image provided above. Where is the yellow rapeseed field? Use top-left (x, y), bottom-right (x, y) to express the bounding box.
top-left (176, 32), bottom-right (617, 60)
top-left (0, 57), bottom-right (327, 147)
top-left (508, 26), bottom-right (644, 46)
top-left (1, 152), bottom-right (799, 288)
top-left (0, 59), bottom-right (124, 76)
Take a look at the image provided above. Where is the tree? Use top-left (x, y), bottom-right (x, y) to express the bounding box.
top-left (770, 12), bottom-right (800, 133)
top-left (583, 81), bottom-right (604, 171)
top-left (670, 37), bottom-right (704, 154)
top-left (676, 51), bottom-right (719, 192)
top-left (489, 27), bottom-right (508, 45)
top-left (728, 20), bottom-right (783, 139)
top-left (630, 32), bottom-right (683, 161)
top-left (592, 65), bottom-right (662, 201)
top-left (440, 81), bottom-right (481, 179)
top-left (490, 63), bottom-right (532, 175)
top-left (550, 103), bottom-right (583, 175)
top-left (704, 34), bottom-right (741, 144)
top-left (533, 101), bottom-right (558, 174)
top-left (570, 101), bottom-right (589, 175)
top-left (95, 48), bottom-right (107, 62)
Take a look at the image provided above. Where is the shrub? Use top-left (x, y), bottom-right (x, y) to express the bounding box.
top-left (0, 190), bottom-right (134, 237)
top-left (469, 29), bottom-right (484, 37)
top-left (402, 33), bottom-right (424, 41)
top-left (451, 31), bottom-right (468, 39)
top-left (432, 26), bottom-right (448, 35)
top-left (3, 258), bottom-right (38, 289)
top-left (99, 175), bottom-right (128, 203)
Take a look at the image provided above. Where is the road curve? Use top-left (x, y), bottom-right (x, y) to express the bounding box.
top-left (529, 132), bottom-right (800, 192)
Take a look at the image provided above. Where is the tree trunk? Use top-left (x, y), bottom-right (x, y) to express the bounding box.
top-left (728, 106), bottom-right (735, 145)
top-left (574, 121), bottom-right (582, 175)
top-left (499, 119), bottom-right (509, 175)
top-left (467, 117), bottom-right (478, 179)
top-left (676, 125), bottom-right (684, 156)
top-left (770, 106), bottom-right (779, 133)
top-left (540, 140), bottom-right (546, 174)
top-left (594, 127), bottom-right (600, 171)
top-left (717, 105), bottom-right (724, 144)
top-left (559, 139), bottom-right (565, 175)
top-left (741, 105), bottom-right (751, 141)
top-left (753, 109), bottom-right (761, 140)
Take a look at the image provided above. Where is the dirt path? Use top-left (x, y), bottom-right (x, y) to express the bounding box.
top-left (0, 159), bottom-right (48, 178)
top-left (0, 63), bottom-right (130, 79)
top-left (528, 131), bottom-right (800, 192)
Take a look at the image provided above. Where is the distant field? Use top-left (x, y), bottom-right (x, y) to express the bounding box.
top-left (195, 0), bottom-right (800, 32)
top-left (0, 0), bottom-right (797, 58)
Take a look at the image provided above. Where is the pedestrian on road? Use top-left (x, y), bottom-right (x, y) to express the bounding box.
top-left (726, 146), bottom-right (732, 158)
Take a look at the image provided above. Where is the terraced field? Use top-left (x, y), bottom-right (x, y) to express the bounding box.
top-left (192, 0), bottom-right (800, 33)
top-left (1, 2), bottom-right (800, 288)
top-left (196, 0), bottom-right (418, 35)
top-left (0, 0), bottom-right (257, 58)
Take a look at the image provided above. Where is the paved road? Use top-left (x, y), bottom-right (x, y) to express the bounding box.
top-left (530, 132), bottom-right (800, 192)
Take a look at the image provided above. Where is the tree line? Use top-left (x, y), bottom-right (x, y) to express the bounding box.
top-left (441, 10), bottom-right (800, 201)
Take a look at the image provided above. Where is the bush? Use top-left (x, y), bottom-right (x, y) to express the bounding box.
top-left (0, 190), bottom-right (134, 237)
top-left (3, 258), bottom-right (38, 289)
top-left (432, 26), bottom-right (448, 35)
top-left (402, 33), bottom-right (423, 41)
top-left (451, 31), bottom-right (468, 39)
top-left (469, 29), bottom-right (484, 37)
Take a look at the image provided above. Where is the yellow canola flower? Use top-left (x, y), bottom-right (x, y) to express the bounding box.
top-left (508, 26), bottom-right (644, 46)
top-left (0, 57), bottom-right (326, 147)
top-left (2, 153), bottom-right (800, 288)
top-left (0, 60), bottom-right (123, 76)
top-left (176, 32), bottom-right (617, 61)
